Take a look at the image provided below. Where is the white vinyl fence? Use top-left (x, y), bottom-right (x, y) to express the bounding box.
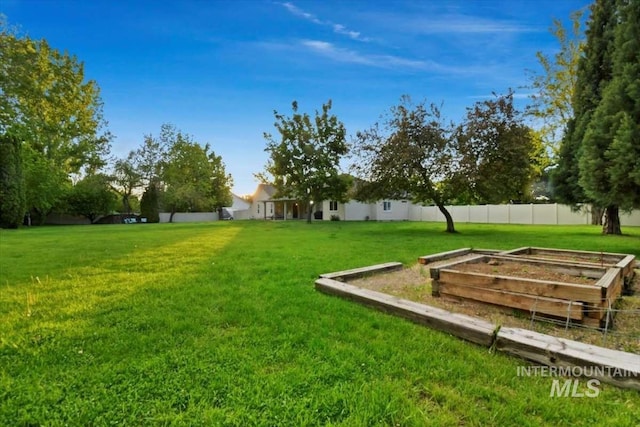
top-left (408, 203), bottom-right (640, 226)
top-left (159, 212), bottom-right (219, 223)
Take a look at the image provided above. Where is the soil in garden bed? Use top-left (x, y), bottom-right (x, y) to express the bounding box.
top-left (348, 262), bottom-right (640, 354)
top-left (524, 253), bottom-right (616, 265)
top-left (452, 259), bottom-right (599, 285)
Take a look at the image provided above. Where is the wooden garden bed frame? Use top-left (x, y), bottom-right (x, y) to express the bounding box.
top-left (501, 247), bottom-right (636, 293)
top-left (315, 262), bottom-right (640, 391)
top-left (429, 255), bottom-right (621, 325)
top-left (420, 247), bottom-right (635, 327)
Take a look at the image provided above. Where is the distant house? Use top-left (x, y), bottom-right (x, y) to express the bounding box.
top-left (238, 183), bottom-right (315, 220)
top-left (319, 199), bottom-right (411, 221)
top-left (236, 183), bottom-right (412, 221)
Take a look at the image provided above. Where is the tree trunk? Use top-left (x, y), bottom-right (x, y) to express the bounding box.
top-left (591, 205), bottom-right (604, 225)
top-left (602, 205), bottom-right (621, 235)
top-left (436, 203), bottom-right (456, 233)
top-left (169, 210), bottom-right (175, 223)
top-left (306, 200), bottom-right (313, 224)
top-left (123, 194), bottom-right (131, 214)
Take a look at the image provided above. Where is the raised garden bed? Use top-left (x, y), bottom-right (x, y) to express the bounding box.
top-left (501, 247), bottom-right (636, 292)
top-left (315, 260), bottom-right (640, 391)
top-left (421, 247), bottom-right (635, 328)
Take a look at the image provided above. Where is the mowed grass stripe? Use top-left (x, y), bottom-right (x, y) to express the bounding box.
top-left (0, 221), bottom-right (639, 425)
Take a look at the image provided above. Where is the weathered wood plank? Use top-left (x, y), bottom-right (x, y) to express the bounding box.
top-left (487, 247), bottom-right (635, 280)
top-left (604, 273), bottom-right (623, 302)
top-left (429, 254), bottom-right (487, 297)
top-left (438, 270), bottom-right (603, 303)
top-left (582, 316), bottom-right (605, 328)
top-left (529, 247), bottom-right (625, 263)
top-left (471, 249), bottom-right (503, 255)
top-left (439, 282), bottom-right (584, 320)
top-left (616, 255), bottom-right (637, 279)
top-left (597, 267), bottom-right (621, 294)
top-left (315, 278), bottom-right (496, 347)
top-left (496, 327), bottom-right (640, 390)
top-left (319, 262), bottom-right (403, 280)
top-left (418, 248), bottom-right (472, 265)
top-left (486, 255), bottom-right (607, 279)
top-left (499, 247), bottom-right (531, 255)
top-left (583, 301), bottom-right (606, 320)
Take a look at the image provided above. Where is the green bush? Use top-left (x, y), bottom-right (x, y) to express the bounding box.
top-left (140, 184), bottom-right (160, 223)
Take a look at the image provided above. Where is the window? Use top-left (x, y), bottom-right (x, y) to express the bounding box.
top-left (383, 201), bottom-right (391, 211)
top-left (329, 201), bottom-right (338, 211)
top-left (270, 204), bottom-right (273, 214)
top-left (257, 204), bottom-right (260, 214)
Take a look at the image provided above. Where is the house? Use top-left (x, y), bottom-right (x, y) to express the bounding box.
top-left (320, 199), bottom-right (411, 221)
top-left (236, 183), bottom-right (412, 221)
top-left (243, 183), bottom-right (318, 220)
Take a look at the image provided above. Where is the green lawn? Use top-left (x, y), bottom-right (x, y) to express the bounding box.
top-left (1, 221), bottom-right (639, 426)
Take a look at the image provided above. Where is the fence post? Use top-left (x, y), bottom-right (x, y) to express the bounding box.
top-left (530, 203), bottom-right (534, 225)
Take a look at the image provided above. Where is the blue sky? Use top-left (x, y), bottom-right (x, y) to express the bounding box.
top-left (3, 0), bottom-right (590, 195)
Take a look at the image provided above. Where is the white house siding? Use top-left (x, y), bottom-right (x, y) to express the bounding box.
top-left (372, 200), bottom-right (410, 221)
top-left (344, 201), bottom-right (373, 221)
top-left (250, 186), bottom-right (275, 219)
top-left (322, 200), bottom-right (346, 220)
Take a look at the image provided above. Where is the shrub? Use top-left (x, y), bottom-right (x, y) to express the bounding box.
top-left (140, 184), bottom-right (160, 223)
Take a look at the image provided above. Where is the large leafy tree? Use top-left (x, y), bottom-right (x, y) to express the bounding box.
top-left (112, 152), bottom-right (142, 214)
top-left (526, 10), bottom-right (585, 154)
top-left (0, 134), bottom-right (25, 228)
top-left (162, 130), bottom-right (232, 222)
top-left (353, 95), bottom-right (537, 233)
top-left (456, 92), bottom-right (541, 204)
top-left (66, 174), bottom-right (118, 223)
top-left (261, 100), bottom-right (350, 223)
top-left (352, 97), bottom-right (460, 232)
top-left (131, 124), bottom-right (175, 219)
top-left (0, 18), bottom-right (112, 218)
top-left (579, 0), bottom-right (640, 234)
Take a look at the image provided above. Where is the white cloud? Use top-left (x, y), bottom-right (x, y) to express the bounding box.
top-left (279, 2), bottom-right (370, 42)
top-left (386, 13), bottom-right (539, 35)
top-left (300, 39), bottom-right (444, 71)
top-left (281, 2), bottom-right (323, 25)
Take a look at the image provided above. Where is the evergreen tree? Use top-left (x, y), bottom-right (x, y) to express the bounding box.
top-left (579, 0), bottom-right (640, 234)
top-left (0, 134), bottom-right (25, 228)
top-left (140, 183), bottom-right (160, 223)
top-left (552, 0), bottom-right (618, 231)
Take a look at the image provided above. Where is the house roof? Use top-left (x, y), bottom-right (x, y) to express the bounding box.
top-left (253, 183), bottom-right (304, 202)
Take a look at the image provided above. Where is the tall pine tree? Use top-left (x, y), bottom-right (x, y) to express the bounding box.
top-left (579, 0), bottom-right (640, 234)
top-left (552, 0), bottom-right (618, 231)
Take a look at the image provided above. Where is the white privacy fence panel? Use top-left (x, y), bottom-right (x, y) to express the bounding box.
top-left (408, 204), bottom-right (640, 226)
top-left (159, 212), bottom-right (218, 223)
top-left (621, 210), bottom-right (640, 226)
